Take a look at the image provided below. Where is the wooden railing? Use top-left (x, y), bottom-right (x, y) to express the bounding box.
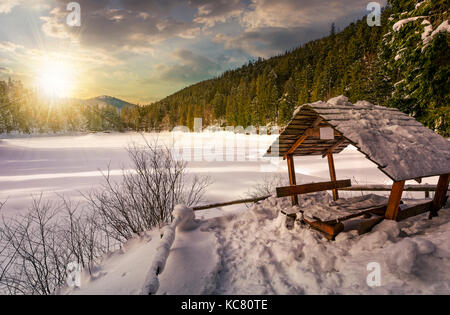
top-left (340, 184), bottom-right (447, 198)
top-left (193, 195), bottom-right (271, 211)
top-left (192, 184), bottom-right (447, 211)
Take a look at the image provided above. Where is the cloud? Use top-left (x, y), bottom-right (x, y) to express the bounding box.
top-left (242, 0), bottom-right (372, 29)
top-left (0, 66), bottom-right (12, 74)
top-left (211, 0), bottom-right (386, 57)
top-left (0, 41), bottom-right (24, 52)
top-left (40, 0), bottom-right (200, 52)
top-left (192, 0), bottom-right (245, 29)
top-left (214, 26), bottom-right (325, 58)
top-left (0, 0), bottom-right (21, 13)
top-left (157, 50), bottom-right (222, 83)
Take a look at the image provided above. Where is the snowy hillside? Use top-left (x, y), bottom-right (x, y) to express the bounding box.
top-left (63, 196), bottom-right (450, 295)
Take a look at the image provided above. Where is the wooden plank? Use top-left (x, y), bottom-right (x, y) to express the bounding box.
top-left (193, 195), bottom-right (271, 211)
top-left (340, 184), bottom-right (449, 192)
top-left (276, 179), bottom-right (352, 198)
top-left (287, 155), bottom-right (298, 206)
top-left (327, 153), bottom-right (339, 201)
top-left (396, 201), bottom-right (433, 221)
top-left (322, 138), bottom-right (347, 158)
top-left (385, 181), bottom-right (405, 220)
top-left (431, 174), bottom-right (450, 217)
top-left (358, 216), bottom-right (384, 235)
top-left (283, 118), bottom-right (322, 158)
top-left (303, 218), bottom-right (344, 240)
top-left (321, 204), bottom-right (387, 224)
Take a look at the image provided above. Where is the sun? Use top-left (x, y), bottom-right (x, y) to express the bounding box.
top-left (37, 60), bottom-right (74, 98)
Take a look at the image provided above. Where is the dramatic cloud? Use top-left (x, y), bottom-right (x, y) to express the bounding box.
top-left (0, 41), bottom-right (24, 52)
top-left (40, 0), bottom-right (199, 51)
top-left (0, 0), bottom-right (22, 13)
top-left (192, 0), bottom-right (245, 29)
top-left (0, 0), bottom-right (386, 102)
top-left (158, 50), bottom-right (222, 83)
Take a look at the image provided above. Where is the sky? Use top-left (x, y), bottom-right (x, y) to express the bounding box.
top-left (0, 0), bottom-right (386, 104)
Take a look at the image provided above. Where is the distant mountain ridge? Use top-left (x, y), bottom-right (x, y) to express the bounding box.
top-left (82, 95), bottom-right (136, 109)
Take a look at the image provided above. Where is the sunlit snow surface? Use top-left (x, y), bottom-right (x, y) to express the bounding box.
top-left (6, 133), bottom-right (444, 295)
top-left (0, 132), bottom-right (439, 217)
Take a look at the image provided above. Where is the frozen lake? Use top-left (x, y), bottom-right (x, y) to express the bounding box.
top-left (0, 132), bottom-right (438, 217)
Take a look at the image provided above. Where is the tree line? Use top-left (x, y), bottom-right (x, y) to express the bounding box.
top-left (1, 0), bottom-right (448, 136)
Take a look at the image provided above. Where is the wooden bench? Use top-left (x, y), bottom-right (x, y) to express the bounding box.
top-left (277, 180), bottom-right (352, 239)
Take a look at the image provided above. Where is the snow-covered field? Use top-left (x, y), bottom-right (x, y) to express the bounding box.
top-left (0, 132), bottom-right (437, 217)
top-left (64, 197), bottom-right (450, 295)
top-left (1, 132), bottom-right (448, 295)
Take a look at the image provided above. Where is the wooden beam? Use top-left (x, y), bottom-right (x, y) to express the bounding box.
top-left (358, 216), bottom-right (384, 235)
top-left (193, 195), bottom-right (271, 211)
top-left (340, 184), bottom-right (447, 192)
top-left (283, 117), bottom-right (322, 158)
top-left (276, 179), bottom-right (351, 198)
top-left (431, 174), bottom-right (450, 217)
top-left (385, 181), bottom-right (405, 220)
top-left (396, 201), bottom-right (433, 221)
top-left (322, 138), bottom-right (347, 158)
top-left (303, 218), bottom-right (344, 240)
top-left (286, 154), bottom-right (298, 206)
top-left (327, 153), bottom-right (339, 201)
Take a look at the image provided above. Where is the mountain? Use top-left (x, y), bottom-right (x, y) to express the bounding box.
top-left (82, 95), bottom-right (136, 109)
top-left (142, 0), bottom-right (448, 136)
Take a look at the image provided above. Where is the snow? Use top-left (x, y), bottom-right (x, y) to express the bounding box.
top-left (1, 132), bottom-right (448, 295)
top-left (2, 131), bottom-right (423, 219)
top-left (63, 195), bottom-right (450, 295)
top-left (302, 97), bottom-right (450, 182)
top-left (142, 205), bottom-right (199, 294)
top-left (302, 193), bottom-right (389, 222)
top-left (393, 16), bottom-right (425, 32)
top-left (422, 20), bottom-right (450, 50)
top-left (415, 1), bottom-right (425, 9)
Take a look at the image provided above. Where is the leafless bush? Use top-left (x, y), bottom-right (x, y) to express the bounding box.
top-left (59, 197), bottom-right (116, 275)
top-left (247, 174), bottom-right (288, 200)
top-left (0, 139), bottom-right (211, 294)
top-left (0, 196), bottom-right (71, 294)
top-left (0, 196), bottom-right (115, 295)
top-left (84, 139), bottom-right (211, 242)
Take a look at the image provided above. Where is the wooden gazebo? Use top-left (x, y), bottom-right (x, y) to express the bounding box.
top-left (266, 96), bottom-right (450, 238)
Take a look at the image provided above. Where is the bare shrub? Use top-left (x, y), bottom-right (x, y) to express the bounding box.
top-left (0, 196), bottom-right (115, 295)
top-left (247, 174), bottom-right (288, 200)
top-left (59, 197), bottom-right (116, 275)
top-left (0, 138), bottom-right (211, 294)
top-left (0, 196), bottom-right (72, 294)
top-left (84, 139), bottom-right (211, 242)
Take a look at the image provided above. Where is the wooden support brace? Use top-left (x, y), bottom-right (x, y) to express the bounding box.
top-left (286, 154), bottom-right (298, 206)
top-left (385, 181), bottom-right (405, 220)
top-left (327, 153), bottom-right (339, 201)
top-left (283, 117), bottom-right (322, 159)
top-left (322, 138), bottom-right (346, 158)
top-left (431, 174), bottom-right (450, 217)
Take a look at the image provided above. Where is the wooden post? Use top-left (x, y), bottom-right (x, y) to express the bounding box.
top-left (385, 181), bottom-right (405, 220)
top-left (327, 153), bottom-right (339, 201)
top-left (287, 154), bottom-right (298, 206)
top-left (431, 174), bottom-right (450, 217)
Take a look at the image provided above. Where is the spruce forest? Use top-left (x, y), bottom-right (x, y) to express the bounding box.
top-left (0, 0), bottom-right (448, 136)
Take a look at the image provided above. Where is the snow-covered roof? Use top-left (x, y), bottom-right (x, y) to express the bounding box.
top-left (266, 96), bottom-right (450, 182)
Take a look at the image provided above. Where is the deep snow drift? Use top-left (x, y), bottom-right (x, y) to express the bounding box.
top-left (64, 195), bottom-right (450, 295)
top-left (1, 132), bottom-right (448, 295)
